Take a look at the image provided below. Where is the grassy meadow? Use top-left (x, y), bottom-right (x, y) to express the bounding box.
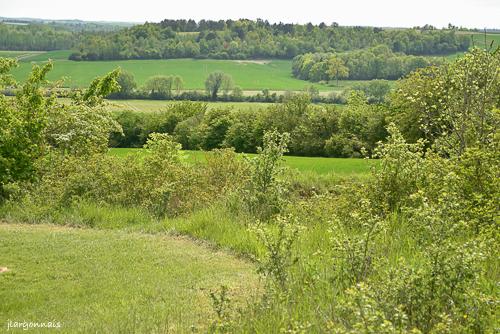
top-left (9, 55), bottom-right (370, 92)
top-left (6, 32), bottom-right (499, 92)
top-left (105, 99), bottom-right (274, 113)
top-left (465, 32), bottom-right (500, 49)
top-left (0, 223), bottom-right (258, 332)
top-left (64, 98), bottom-right (343, 113)
top-left (109, 148), bottom-right (375, 176)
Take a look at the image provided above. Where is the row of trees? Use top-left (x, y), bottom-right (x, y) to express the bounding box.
top-left (110, 71), bottom-right (235, 100)
top-left (110, 93), bottom-right (389, 158)
top-left (292, 45), bottom-right (446, 82)
top-left (69, 20), bottom-right (470, 61)
top-left (110, 69), bottom-right (389, 104)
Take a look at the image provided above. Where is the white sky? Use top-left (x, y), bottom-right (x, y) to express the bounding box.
top-left (1, 0), bottom-right (499, 29)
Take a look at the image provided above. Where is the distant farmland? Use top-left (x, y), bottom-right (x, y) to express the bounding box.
top-left (8, 54), bottom-right (374, 92)
top-left (6, 32), bottom-right (498, 92)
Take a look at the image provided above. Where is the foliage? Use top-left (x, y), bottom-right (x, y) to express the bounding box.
top-left (0, 23), bottom-right (75, 51)
top-left (351, 80), bottom-right (392, 103)
top-left (371, 123), bottom-right (426, 212)
top-left (243, 130), bottom-right (290, 221)
top-left (0, 59), bottom-right (53, 200)
top-left (68, 20), bottom-right (470, 61)
top-left (327, 55), bottom-right (349, 86)
top-left (108, 70), bottom-right (137, 98)
top-left (0, 47), bottom-right (498, 334)
top-left (293, 46), bottom-right (446, 82)
top-left (251, 214), bottom-right (301, 290)
top-left (209, 285), bottom-right (232, 332)
top-left (143, 75), bottom-right (183, 99)
top-left (391, 47), bottom-right (500, 149)
top-left (109, 101), bottom-right (206, 148)
top-left (108, 94), bottom-right (387, 157)
top-left (205, 71), bottom-right (234, 100)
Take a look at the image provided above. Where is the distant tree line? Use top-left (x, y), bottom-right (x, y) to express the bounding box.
top-left (0, 20), bottom-right (471, 58)
top-left (0, 23), bottom-right (76, 51)
top-left (292, 45), bottom-right (446, 81)
top-left (68, 20), bottom-right (470, 60)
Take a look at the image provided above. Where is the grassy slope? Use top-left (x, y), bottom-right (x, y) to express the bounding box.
top-left (109, 148), bottom-right (375, 176)
top-left (0, 223), bottom-right (257, 333)
top-left (467, 32), bottom-right (500, 49)
top-left (9, 56), bottom-right (367, 91)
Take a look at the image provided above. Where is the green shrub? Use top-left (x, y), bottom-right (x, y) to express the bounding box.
top-left (243, 130), bottom-right (290, 221)
top-left (371, 123), bottom-right (426, 212)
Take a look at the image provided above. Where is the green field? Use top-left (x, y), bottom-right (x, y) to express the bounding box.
top-left (109, 148), bottom-right (375, 176)
top-left (106, 99), bottom-right (274, 112)
top-left (0, 50), bottom-right (43, 58)
top-left (9, 56), bottom-right (368, 92)
top-left (444, 32), bottom-right (500, 59)
top-left (466, 32), bottom-right (500, 49)
top-left (0, 50), bottom-right (72, 61)
top-left (0, 223), bottom-right (257, 332)
top-left (60, 98), bottom-right (342, 113)
top-left (5, 33), bottom-right (499, 92)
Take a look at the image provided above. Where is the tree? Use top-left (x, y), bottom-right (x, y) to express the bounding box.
top-left (205, 72), bottom-right (234, 100)
top-left (172, 75), bottom-right (184, 95)
top-left (231, 86), bottom-right (244, 101)
top-left (327, 55), bottom-right (349, 86)
top-left (144, 75), bottom-right (174, 98)
top-left (0, 59), bottom-right (51, 200)
top-left (391, 48), bottom-right (500, 156)
top-left (0, 57), bottom-right (121, 199)
top-left (113, 70), bottom-right (137, 98)
top-left (352, 80), bottom-right (391, 103)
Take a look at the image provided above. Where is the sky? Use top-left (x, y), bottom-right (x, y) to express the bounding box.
top-left (1, 0), bottom-right (499, 29)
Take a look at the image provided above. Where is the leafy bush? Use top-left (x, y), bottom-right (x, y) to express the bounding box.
top-left (370, 123), bottom-right (426, 212)
top-left (242, 130), bottom-right (290, 221)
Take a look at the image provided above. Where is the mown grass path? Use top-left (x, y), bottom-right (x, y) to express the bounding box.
top-left (0, 223), bottom-right (258, 333)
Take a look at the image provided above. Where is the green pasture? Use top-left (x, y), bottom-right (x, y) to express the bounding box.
top-left (105, 99), bottom-right (274, 113)
top-left (0, 50), bottom-right (72, 61)
top-left (8, 56), bottom-right (368, 91)
top-left (443, 32), bottom-right (500, 59)
top-left (109, 148), bottom-right (375, 176)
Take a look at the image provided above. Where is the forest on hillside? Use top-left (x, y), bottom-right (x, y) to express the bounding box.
top-left (0, 19), bottom-right (471, 59)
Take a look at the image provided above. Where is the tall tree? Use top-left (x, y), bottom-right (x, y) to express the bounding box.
top-left (114, 70), bottom-right (137, 98)
top-left (172, 76), bottom-right (184, 95)
top-left (205, 72), bottom-right (234, 100)
top-left (144, 75), bottom-right (174, 98)
top-left (327, 55), bottom-right (349, 86)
